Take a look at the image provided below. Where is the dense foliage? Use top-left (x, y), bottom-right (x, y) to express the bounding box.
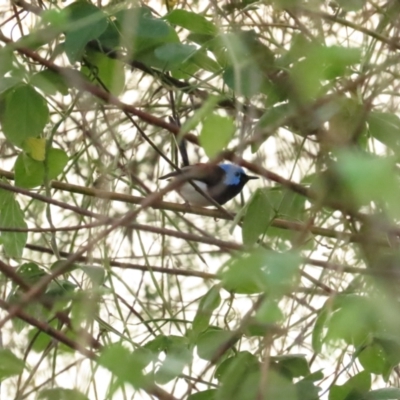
top-left (1, 0), bottom-right (400, 399)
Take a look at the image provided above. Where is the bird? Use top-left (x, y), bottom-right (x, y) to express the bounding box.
top-left (159, 163), bottom-right (258, 206)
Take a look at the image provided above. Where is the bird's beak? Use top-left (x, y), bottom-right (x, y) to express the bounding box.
top-left (246, 175), bottom-right (259, 180)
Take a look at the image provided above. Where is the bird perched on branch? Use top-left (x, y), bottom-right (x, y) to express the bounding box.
top-left (161, 118), bottom-right (258, 206)
top-left (159, 163), bottom-right (258, 206)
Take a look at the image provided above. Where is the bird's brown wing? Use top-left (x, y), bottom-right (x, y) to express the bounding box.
top-left (158, 166), bottom-right (193, 180)
top-left (159, 164), bottom-right (226, 187)
top-left (159, 164), bottom-right (225, 183)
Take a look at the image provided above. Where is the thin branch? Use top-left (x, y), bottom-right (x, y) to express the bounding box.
top-left (0, 169), bottom-right (387, 244)
top-left (0, 259), bottom-right (101, 349)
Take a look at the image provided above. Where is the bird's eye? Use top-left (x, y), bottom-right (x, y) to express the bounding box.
top-left (235, 172), bottom-right (240, 177)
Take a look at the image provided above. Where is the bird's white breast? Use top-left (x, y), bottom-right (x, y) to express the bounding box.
top-left (178, 180), bottom-right (212, 206)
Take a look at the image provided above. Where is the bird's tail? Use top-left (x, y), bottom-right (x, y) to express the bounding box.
top-left (169, 117), bottom-right (190, 167)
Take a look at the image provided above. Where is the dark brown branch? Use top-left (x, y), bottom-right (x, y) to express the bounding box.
top-left (0, 298), bottom-right (97, 358)
top-left (0, 259), bottom-right (101, 349)
top-left (26, 243), bottom-right (217, 280)
top-left (26, 242), bottom-right (394, 280)
top-left (0, 168), bottom-right (383, 244)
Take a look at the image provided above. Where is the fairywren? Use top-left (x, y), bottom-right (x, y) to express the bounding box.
top-left (159, 163), bottom-right (258, 206)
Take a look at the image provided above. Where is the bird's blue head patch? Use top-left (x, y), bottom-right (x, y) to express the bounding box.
top-left (219, 164), bottom-right (246, 186)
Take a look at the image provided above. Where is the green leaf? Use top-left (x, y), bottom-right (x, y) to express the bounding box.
top-left (82, 51), bottom-right (125, 96)
top-left (242, 188), bottom-right (274, 246)
top-left (46, 279), bottom-right (76, 299)
top-left (98, 342), bottom-right (150, 389)
top-left (0, 77), bottom-right (20, 94)
top-left (304, 370), bottom-right (324, 382)
top-left (17, 262), bottom-right (48, 285)
top-left (11, 315), bottom-right (27, 334)
top-left (118, 8), bottom-right (170, 39)
top-left (154, 336), bottom-right (192, 384)
top-left (326, 295), bottom-right (374, 346)
top-left (80, 265), bottom-right (105, 286)
top-left (41, 8), bottom-right (69, 28)
top-left (215, 351), bottom-right (259, 381)
top-left (50, 259), bottom-right (77, 274)
top-left (278, 189), bottom-right (307, 219)
top-left (271, 354), bottom-right (310, 378)
top-left (365, 388), bottom-right (400, 400)
top-left (329, 371), bottom-right (371, 400)
top-left (290, 54), bottom-right (323, 103)
top-left (252, 104), bottom-right (291, 151)
top-left (28, 327), bottom-right (53, 353)
top-left (368, 112), bottom-right (400, 153)
top-left (189, 49), bottom-right (221, 73)
top-left (329, 384), bottom-right (349, 400)
top-left (70, 294), bottom-right (97, 331)
top-left (374, 335), bottom-right (400, 370)
top-left (154, 43), bottom-right (197, 70)
top-left (244, 188), bottom-right (306, 246)
top-left (220, 32), bottom-right (268, 97)
top-left (165, 10), bottom-right (218, 35)
top-left (220, 249), bottom-right (300, 296)
top-left (9, 302), bottom-right (45, 335)
top-left (236, 30), bottom-right (275, 70)
top-left (313, 295), bottom-right (379, 351)
top-left (180, 95), bottom-right (221, 136)
top-left (216, 353), bottom-right (260, 400)
top-left (8, 265), bottom-right (47, 317)
top-left (115, 8), bottom-right (177, 63)
top-left (254, 298), bottom-right (283, 324)
top-left (335, 151), bottom-right (400, 217)
top-left (358, 342), bottom-right (388, 375)
top-left (0, 349), bottom-right (25, 379)
top-left (193, 285), bottom-right (221, 335)
top-left (46, 148), bottom-right (69, 180)
top-left (38, 388), bottom-right (89, 400)
top-left (336, 0), bottom-right (365, 11)
top-left (350, 371), bottom-right (373, 392)
top-left (220, 30), bottom-right (274, 67)
top-left (329, 98), bottom-right (366, 145)
top-left (0, 188), bottom-right (27, 258)
top-left (64, 1), bottom-right (108, 63)
top-left (322, 46), bottom-right (362, 80)
top-left (223, 64), bottom-right (264, 97)
top-left (97, 20), bottom-right (121, 49)
top-left (30, 69), bottom-right (69, 96)
top-left (171, 59), bottom-right (200, 80)
top-left (244, 317), bottom-right (282, 337)
top-left (295, 379), bottom-right (321, 400)
top-left (220, 250), bottom-right (267, 294)
top-left (15, 147), bottom-right (66, 188)
top-left (1, 84), bottom-right (49, 147)
top-left (312, 307), bottom-right (329, 353)
top-left (24, 137), bottom-right (46, 161)
top-left (144, 334), bottom-right (169, 354)
top-left (199, 114), bottom-right (235, 159)
top-left (14, 153), bottom-right (45, 188)
top-left (289, 44), bottom-right (360, 104)
top-left (196, 328), bottom-right (233, 361)
top-left (187, 33), bottom-right (215, 46)
top-left (0, 46), bottom-right (14, 77)
top-left (188, 390), bottom-right (218, 400)
top-left (217, 362), bottom-right (296, 400)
